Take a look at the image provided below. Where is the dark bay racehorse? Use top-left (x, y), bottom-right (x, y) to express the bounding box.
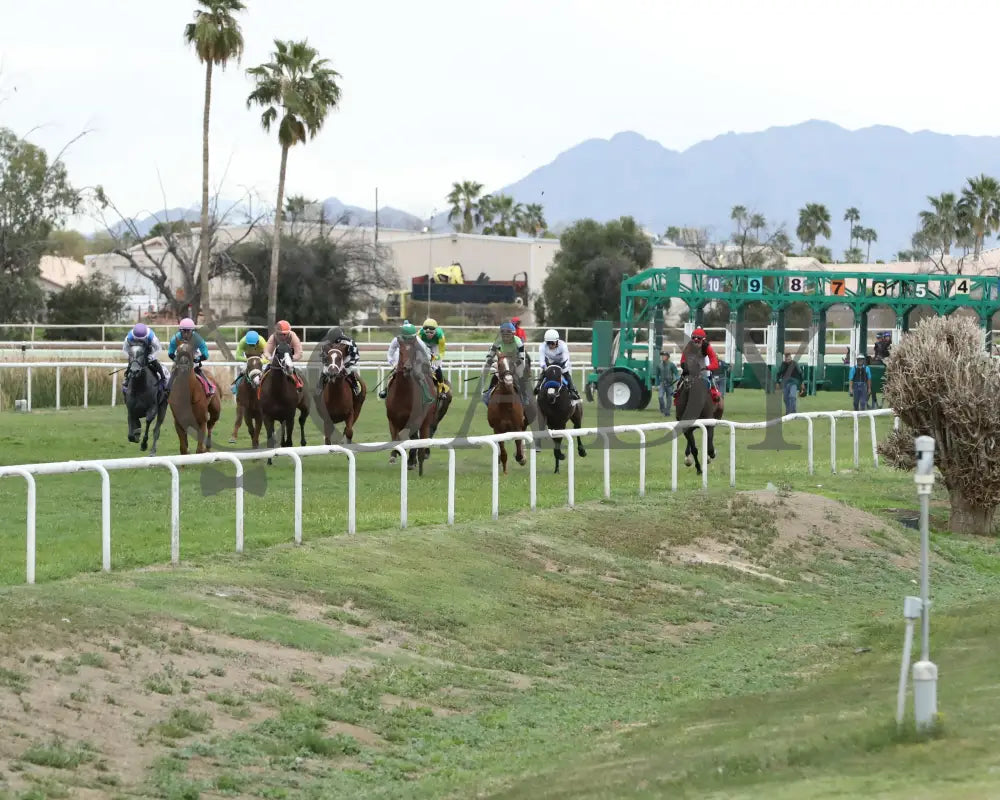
top-left (675, 339), bottom-right (725, 476)
top-left (124, 340), bottom-right (168, 456)
top-left (319, 342), bottom-right (366, 444)
top-left (486, 353), bottom-right (527, 474)
top-left (168, 341), bottom-right (221, 455)
top-left (259, 342), bottom-right (309, 456)
top-left (386, 337), bottom-right (437, 474)
top-left (535, 364), bottom-right (587, 473)
top-left (231, 355), bottom-right (264, 447)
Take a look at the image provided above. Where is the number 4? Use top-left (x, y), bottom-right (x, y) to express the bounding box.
top-left (956, 278), bottom-right (970, 294)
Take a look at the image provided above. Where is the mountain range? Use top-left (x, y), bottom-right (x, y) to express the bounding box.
top-left (108, 120), bottom-right (1000, 260)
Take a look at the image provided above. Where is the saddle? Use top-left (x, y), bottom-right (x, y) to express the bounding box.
top-left (195, 371), bottom-right (216, 397)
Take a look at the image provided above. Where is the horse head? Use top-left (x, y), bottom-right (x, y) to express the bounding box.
top-left (272, 342), bottom-right (295, 379)
top-left (540, 364), bottom-right (565, 400)
top-left (126, 342), bottom-right (148, 378)
top-left (174, 341), bottom-right (196, 371)
top-left (245, 355), bottom-right (263, 388)
top-left (396, 338), bottom-right (423, 377)
top-left (496, 353), bottom-right (516, 389)
top-left (324, 342), bottom-right (349, 381)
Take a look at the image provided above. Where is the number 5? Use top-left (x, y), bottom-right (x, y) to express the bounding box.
top-left (915, 284), bottom-right (927, 298)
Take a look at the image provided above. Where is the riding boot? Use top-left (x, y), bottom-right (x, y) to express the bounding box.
top-left (564, 372), bottom-right (581, 401)
top-left (350, 372), bottom-right (362, 396)
top-left (379, 374), bottom-right (392, 400)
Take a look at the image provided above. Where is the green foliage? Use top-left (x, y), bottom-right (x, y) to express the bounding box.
top-left (540, 216), bottom-right (652, 326)
top-left (0, 128), bottom-right (81, 324)
top-left (184, 0), bottom-right (246, 68)
top-left (44, 229), bottom-right (89, 263)
top-left (796, 202), bottom-right (832, 250)
top-left (45, 274), bottom-right (128, 339)
top-left (231, 233), bottom-right (398, 325)
top-left (446, 180), bottom-right (485, 233)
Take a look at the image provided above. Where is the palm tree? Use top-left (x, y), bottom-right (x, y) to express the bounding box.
top-left (796, 203), bottom-right (832, 251)
top-left (445, 181), bottom-right (484, 233)
top-left (748, 213), bottom-right (766, 241)
top-left (919, 192), bottom-right (963, 260)
top-left (184, 0), bottom-right (246, 323)
top-left (843, 246), bottom-right (865, 263)
top-left (482, 194), bottom-right (522, 236)
top-left (859, 227), bottom-right (878, 262)
top-left (844, 207), bottom-right (860, 249)
top-left (246, 40), bottom-right (342, 325)
top-left (957, 173), bottom-right (1000, 260)
top-left (519, 203), bottom-right (547, 237)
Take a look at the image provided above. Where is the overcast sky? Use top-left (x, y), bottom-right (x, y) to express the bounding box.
top-left (4, 0), bottom-right (999, 233)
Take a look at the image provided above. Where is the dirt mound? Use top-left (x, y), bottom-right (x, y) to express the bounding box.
top-left (666, 489), bottom-right (916, 582)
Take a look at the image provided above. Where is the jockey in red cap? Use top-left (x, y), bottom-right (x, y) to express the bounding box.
top-left (679, 327), bottom-right (721, 401)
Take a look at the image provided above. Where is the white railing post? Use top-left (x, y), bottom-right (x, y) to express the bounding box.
top-left (396, 445), bottom-right (409, 528)
top-left (671, 432), bottom-right (678, 491)
top-left (3, 470), bottom-right (37, 585)
top-left (111, 371), bottom-right (117, 407)
top-left (565, 433), bottom-right (576, 507)
top-left (806, 416), bottom-right (815, 475)
top-left (166, 462), bottom-right (180, 564)
top-left (599, 431), bottom-right (611, 499)
top-left (286, 450), bottom-right (303, 544)
top-left (726, 422), bottom-right (736, 488)
top-left (637, 430), bottom-right (646, 497)
top-left (218, 455), bottom-right (244, 553)
top-left (447, 446), bottom-right (456, 524)
top-left (698, 423), bottom-right (709, 491)
top-left (853, 413), bottom-right (860, 469)
top-left (528, 433), bottom-right (537, 510)
top-left (488, 441), bottom-right (500, 520)
top-left (344, 449), bottom-right (357, 534)
top-left (869, 413), bottom-right (879, 468)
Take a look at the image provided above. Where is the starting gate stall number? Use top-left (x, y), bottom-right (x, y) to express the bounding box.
top-left (955, 278), bottom-right (970, 295)
top-left (788, 276), bottom-right (806, 292)
top-left (706, 276), bottom-right (722, 292)
top-left (914, 283), bottom-right (928, 298)
top-left (872, 281), bottom-right (887, 297)
top-left (829, 279), bottom-right (846, 296)
top-left (747, 276), bottom-right (763, 294)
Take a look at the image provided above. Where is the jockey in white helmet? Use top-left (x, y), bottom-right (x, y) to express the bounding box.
top-left (535, 328), bottom-right (580, 400)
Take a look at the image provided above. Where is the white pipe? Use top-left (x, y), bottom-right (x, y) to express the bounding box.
top-left (167, 462), bottom-right (180, 564)
top-left (599, 431), bottom-right (610, 499)
top-left (396, 445), bottom-right (408, 528)
top-left (853, 413), bottom-right (860, 469)
top-left (447, 447), bottom-right (456, 524)
top-left (1, 470), bottom-right (37, 584)
top-left (870, 414), bottom-right (879, 468)
top-left (637, 430), bottom-right (646, 497)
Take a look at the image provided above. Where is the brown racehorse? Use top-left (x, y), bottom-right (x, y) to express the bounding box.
top-left (675, 339), bottom-right (725, 475)
top-left (259, 342), bottom-right (309, 458)
top-left (168, 341), bottom-right (221, 455)
top-left (319, 342), bottom-right (366, 444)
top-left (230, 355), bottom-right (264, 447)
top-left (385, 337), bottom-right (437, 475)
top-left (535, 363), bottom-right (587, 473)
top-left (486, 353), bottom-right (527, 474)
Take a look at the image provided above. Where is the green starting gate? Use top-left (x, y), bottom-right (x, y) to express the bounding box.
top-left (586, 266), bottom-right (1000, 410)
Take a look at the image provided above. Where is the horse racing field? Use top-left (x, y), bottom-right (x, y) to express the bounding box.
top-left (2, 390), bottom-right (1000, 799)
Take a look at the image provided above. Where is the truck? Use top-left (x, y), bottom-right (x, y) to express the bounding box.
top-left (380, 263), bottom-right (529, 322)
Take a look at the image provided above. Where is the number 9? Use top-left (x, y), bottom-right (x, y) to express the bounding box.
top-left (749, 278), bottom-right (761, 293)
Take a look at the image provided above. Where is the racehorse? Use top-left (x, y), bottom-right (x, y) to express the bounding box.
top-left (258, 342), bottom-right (309, 456)
top-left (486, 353), bottom-right (527, 474)
top-left (123, 340), bottom-right (168, 456)
top-left (230, 355), bottom-right (264, 448)
top-left (385, 337), bottom-right (437, 474)
top-left (535, 363), bottom-right (587, 473)
top-left (674, 338), bottom-right (725, 476)
top-left (168, 341), bottom-right (221, 455)
top-left (318, 341), bottom-right (366, 444)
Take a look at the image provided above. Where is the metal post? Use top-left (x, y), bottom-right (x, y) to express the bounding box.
top-left (912, 435), bottom-right (938, 731)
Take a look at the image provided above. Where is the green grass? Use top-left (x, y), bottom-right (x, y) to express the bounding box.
top-left (0, 389), bottom-right (912, 586)
top-left (0, 490), bottom-right (997, 799)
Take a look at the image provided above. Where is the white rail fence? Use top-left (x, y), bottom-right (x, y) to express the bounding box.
top-left (0, 409), bottom-right (896, 585)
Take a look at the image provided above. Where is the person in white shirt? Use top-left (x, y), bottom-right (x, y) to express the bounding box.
top-left (535, 328), bottom-right (580, 400)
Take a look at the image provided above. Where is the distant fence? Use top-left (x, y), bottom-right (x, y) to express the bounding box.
top-left (0, 409), bottom-right (897, 585)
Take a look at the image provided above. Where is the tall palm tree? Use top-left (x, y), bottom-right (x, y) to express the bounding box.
top-left (246, 40), bottom-right (342, 325)
top-left (482, 194), bottom-right (522, 236)
top-left (843, 207), bottom-right (860, 249)
top-left (184, 0), bottom-right (246, 323)
top-left (919, 192), bottom-right (963, 260)
top-left (748, 213), bottom-right (766, 241)
top-left (519, 203), bottom-right (547, 237)
top-left (957, 173), bottom-right (1000, 260)
top-left (445, 181), bottom-right (484, 233)
top-left (796, 203), bottom-right (832, 251)
top-left (860, 227), bottom-right (878, 262)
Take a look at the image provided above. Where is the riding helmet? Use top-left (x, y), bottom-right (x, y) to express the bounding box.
top-left (422, 318), bottom-right (438, 330)
top-left (400, 323), bottom-right (418, 338)
top-left (276, 320), bottom-right (291, 334)
top-left (132, 322), bottom-right (148, 338)
top-left (245, 331), bottom-right (260, 346)
top-left (179, 318), bottom-right (195, 331)
top-left (500, 322), bottom-right (515, 333)
top-left (544, 329), bottom-right (559, 342)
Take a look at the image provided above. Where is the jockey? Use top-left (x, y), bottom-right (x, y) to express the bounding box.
top-left (483, 322), bottom-right (529, 406)
top-left (166, 317), bottom-right (209, 390)
top-left (379, 322), bottom-right (433, 399)
top-left (535, 328), bottom-right (580, 401)
top-left (511, 316), bottom-right (528, 344)
top-left (419, 318), bottom-right (447, 391)
top-left (262, 320), bottom-right (304, 387)
top-left (679, 327), bottom-right (721, 397)
top-left (318, 325), bottom-right (363, 396)
top-left (230, 330), bottom-right (264, 394)
top-left (122, 322), bottom-right (165, 392)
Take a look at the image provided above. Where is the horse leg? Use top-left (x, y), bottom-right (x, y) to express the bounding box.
top-left (174, 416), bottom-right (189, 456)
top-left (140, 412), bottom-right (152, 451)
top-left (685, 429), bottom-right (702, 474)
top-left (127, 407), bottom-right (139, 443)
top-left (149, 402), bottom-right (166, 457)
top-left (324, 418), bottom-right (334, 446)
top-left (343, 412), bottom-right (355, 444)
top-left (499, 441), bottom-right (508, 475)
top-left (574, 408), bottom-right (587, 458)
top-left (298, 407), bottom-right (308, 446)
top-left (249, 411), bottom-right (262, 449)
top-left (207, 398), bottom-right (220, 451)
top-left (707, 426), bottom-right (717, 463)
top-left (515, 437), bottom-right (526, 466)
top-left (553, 436), bottom-right (562, 473)
top-left (196, 417), bottom-right (209, 454)
top-left (388, 421), bottom-right (400, 465)
top-left (231, 401), bottom-right (244, 444)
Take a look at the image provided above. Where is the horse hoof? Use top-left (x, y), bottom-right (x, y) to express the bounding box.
top-left (516, 456), bottom-right (526, 466)
top-left (684, 456), bottom-right (693, 467)
top-left (140, 441), bottom-right (148, 452)
top-left (578, 448), bottom-right (587, 458)
top-left (407, 463), bottom-right (415, 471)
top-left (228, 437), bottom-right (237, 444)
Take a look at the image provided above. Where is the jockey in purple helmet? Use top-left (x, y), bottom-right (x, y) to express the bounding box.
top-left (122, 322), bottom-right (166, 392)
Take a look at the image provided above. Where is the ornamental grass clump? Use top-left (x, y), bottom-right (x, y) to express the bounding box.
top-left (878, 314), bottom-right (1000, 535)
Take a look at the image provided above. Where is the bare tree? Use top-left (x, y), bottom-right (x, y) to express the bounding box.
top-left (679, 208), bottom-right (791, 271)
top-left (91, 184), bottom-right (264, 320)
top-left (878, 314), bottom-right (1000, 534)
